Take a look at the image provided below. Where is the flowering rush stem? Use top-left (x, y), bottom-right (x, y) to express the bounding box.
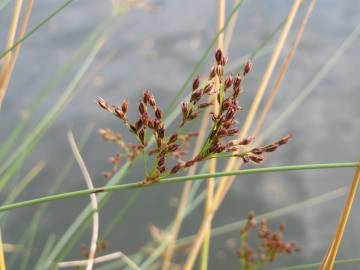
top-left (0, 162), bottom-right (358, 213)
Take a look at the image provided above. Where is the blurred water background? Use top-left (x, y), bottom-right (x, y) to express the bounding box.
top-left (1, 0), bottom-right (360, 269)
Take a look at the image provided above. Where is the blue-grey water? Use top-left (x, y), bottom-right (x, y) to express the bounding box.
top-left (1, 0), bottom-right (360, 269)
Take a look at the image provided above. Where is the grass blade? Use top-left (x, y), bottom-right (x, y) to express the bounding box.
top-left (0, 0), bottom-right (75, 60)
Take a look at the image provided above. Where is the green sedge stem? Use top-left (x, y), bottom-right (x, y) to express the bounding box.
top-left (0, 162), bottom-right (358, 213)
top-left (0, 0), bottom-right (75, 60)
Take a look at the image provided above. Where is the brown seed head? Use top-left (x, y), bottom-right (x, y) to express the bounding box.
top-left (114, 108), bottom-right (125, 119)
top-left (209, 66), bottom-right (216, 79)
top-left (192, 75), bottom-right (200, 91)
top-left (215, 48), bottom-right (223, 64)
top-left (139, 102), bottom-right (146, 115)
top-left (158, 156), bottom-right (165, 167)
top-left (170, 164), bottom-right (181, 174)
top-left (143, 90), bottom-right (156, 107)
top-left (227, 128), bottom-right (239, 136)
top-left (181, 102), bottom-right (188, 114)
top-left (221, 55), bottom-right (228, 66)
top-left (138, 129), bottom-right (145, 144)
top-left (250, 147), bottom-right (263, 155)
top-left (155, 108), bottom-right (162, 120)
top-left (277, 134), bottom-right (292, 145)
top-left (121, 100), bottom-right (129, 113)
top-left (244, 61), bottom-right (252, 75)
top-left (263, 144), bottom-right (278, 152)
top-left (97, 97), bottom-right (110, 111)
top-left (218, 129), bottom-right (228, 137)
top-left (135, 119), bottom-right (143, 129)
top-left (248, 155), bottom-right (264, 164)
top-left (233, 74), bottom-right (242, 88)
top-left (225, 74), bottom-right (233, 89)
top-left (225, 108), bottom-right (235, 120)
top-left (185, 160), bottom-right (195, 167)
top-left (210, 112), bottom-right (217, 122)
top-left (233, 86), bottom-right (241, 97)
top-left (204, 82), bottom-right (214, 94)
top-left (157, 127), bottom-right (165, 139)
top-left (227, 140), bottom-right (238, 147)
top-left (239, 137), bottom-right (253, 145)
top-left (190, 89), bottom-right (202, 103)
top-left (169, 133), bottom-right (178, 144)
top-left (168, 144), bottom-right (179, 152)
top-left (130, 124), bottom-right (137, 134)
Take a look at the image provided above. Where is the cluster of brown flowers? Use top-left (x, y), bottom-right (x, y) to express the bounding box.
top-left (237, 211), bottom-right (300, 270)
top-left (97, 49), bottom-right (291, 185)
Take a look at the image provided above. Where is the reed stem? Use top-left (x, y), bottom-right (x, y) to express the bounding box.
top-left (321, 158), bottom-right (360, 270)
top-left (200, 1), bottom-right (226, 269)
top-left (0, 162), bottom-right (358, 213)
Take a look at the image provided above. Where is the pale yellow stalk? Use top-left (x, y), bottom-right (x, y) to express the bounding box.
top-left (0, 0), bottom-right (24, 108)
top-left (0, 232), bottom-right (6, 270)
top-left (212, 0), bottom-right (303, 209)
top-left (320, 158), bottom-right (360, 270)
top-left (183, 2), bottom-right (302, 269)
top-left (161, 108), bottom-right (211, 270)
top-left (200, 1), bottom-right (225, 269)
top-left (224, 0), bottom-right (243, 53)
top-left (253, 0), bottom-right (317, 136)
top-left (161, 2), bottom-right (228, 268)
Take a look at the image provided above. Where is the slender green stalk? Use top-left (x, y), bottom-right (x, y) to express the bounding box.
top-left (0, 0), bottom-right (75, 60)
top-left (0, 162), bottom-right (358, 214)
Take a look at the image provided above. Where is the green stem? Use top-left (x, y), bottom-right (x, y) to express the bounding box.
top-left (0, 162), bottom-right (358, 213)
top-left (0, 0), bottom-right (75, 60)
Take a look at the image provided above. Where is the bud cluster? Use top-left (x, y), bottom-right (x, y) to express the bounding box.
top-left (97, 49), bottom-right (291, 185)
top-left (233, 134), bottom-right (292, 165)
top-left (237, 211), bottom-right (300, 270)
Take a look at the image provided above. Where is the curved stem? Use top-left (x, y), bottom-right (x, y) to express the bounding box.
top-left (0, 162), bottom-right (358, 213)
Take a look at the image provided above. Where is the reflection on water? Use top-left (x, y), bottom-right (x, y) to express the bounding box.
top-left (1, 0), bottom-right (360, 269)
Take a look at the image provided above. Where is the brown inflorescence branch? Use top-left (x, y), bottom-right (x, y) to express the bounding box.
top-left (97, 49), bottom-right (291, 185)
top-left (237, 211), bottom-right (300, 270)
